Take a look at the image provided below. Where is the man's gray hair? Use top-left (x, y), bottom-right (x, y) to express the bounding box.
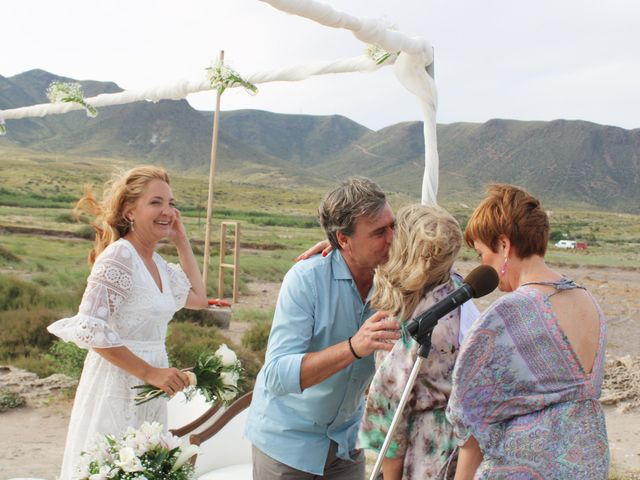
top-left (318, 176), bottom-right (387, 250)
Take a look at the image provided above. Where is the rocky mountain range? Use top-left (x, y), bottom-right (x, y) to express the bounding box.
top-left (1, 69), bottom-right (639, 212)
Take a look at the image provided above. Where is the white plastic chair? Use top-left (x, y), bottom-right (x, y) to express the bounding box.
top-left (189, 391), bottom-right (253, 480)
top-left (167, 390), bottom-right (222, 438)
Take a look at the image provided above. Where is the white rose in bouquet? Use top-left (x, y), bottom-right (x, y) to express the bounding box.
top-left (215, 343), bottom-right (238, 367)
top-left (221, 370), bottom-right (240, 387)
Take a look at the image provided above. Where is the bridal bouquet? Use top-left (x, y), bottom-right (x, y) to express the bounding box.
top-left (75, 421), bottom-right (199, 480)
top-left (133, 344), bottom-right (243, 406)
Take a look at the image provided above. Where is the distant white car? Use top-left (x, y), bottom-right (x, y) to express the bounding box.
top-left (555, 240), bottom-right (576, 249)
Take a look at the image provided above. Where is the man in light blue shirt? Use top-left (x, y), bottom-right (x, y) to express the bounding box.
top-left (246, 177), bottom-right (401, 478)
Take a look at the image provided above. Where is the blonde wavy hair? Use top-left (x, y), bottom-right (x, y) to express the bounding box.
top-left (371, 204), bottom-right (462, 321)
top-left (75, 165), bottom-right (170, 264)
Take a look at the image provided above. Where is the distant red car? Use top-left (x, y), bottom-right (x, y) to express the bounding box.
top-left (575, 242), bottom-right (588, 250)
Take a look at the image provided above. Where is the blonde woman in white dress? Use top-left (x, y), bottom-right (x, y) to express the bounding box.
top-left (48, 166), bottom-right (208, 479)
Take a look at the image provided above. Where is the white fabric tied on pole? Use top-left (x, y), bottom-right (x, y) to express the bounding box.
top-left (393, 52), bottom-right (439, 205)
top-left (258, 0), bottom-right (433, 61)
top-left (0, 55), bottom-right (386, 122)
top-left (258, 0), bottom-right (438, 204)
top-left (0, 0), bottom-right (440, 203)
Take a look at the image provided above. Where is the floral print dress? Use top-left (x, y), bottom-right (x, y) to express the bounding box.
top-left (444, 279), bottom-right (609, 479)
top-left (358, 274), bottom-right (464, 479)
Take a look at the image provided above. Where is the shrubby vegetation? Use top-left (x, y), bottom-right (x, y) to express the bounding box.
top-left (0, 165), bottom-right (638, 399)
top-left (242, 321), bottom-right (272, 359)
top-left (0, 390), bottom-right (26, 412)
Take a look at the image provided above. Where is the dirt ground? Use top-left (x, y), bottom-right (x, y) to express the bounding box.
top-left (1, 260), bottom-right (639, 479)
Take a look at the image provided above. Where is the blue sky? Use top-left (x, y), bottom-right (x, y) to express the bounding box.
top-left (4, 0), bottom-right (639, 130)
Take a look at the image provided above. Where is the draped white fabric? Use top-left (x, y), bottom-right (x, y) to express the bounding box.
top-left (0, 55), bottom-right (387, 121)
top-left (0, 0), bottom-right (439, 203)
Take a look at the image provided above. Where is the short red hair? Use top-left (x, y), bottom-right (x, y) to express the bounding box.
top-left (464, 184), bottom-right (549, 258)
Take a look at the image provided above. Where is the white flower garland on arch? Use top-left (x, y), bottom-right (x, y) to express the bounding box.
top-left (0, 0), bottom-right (439, 204)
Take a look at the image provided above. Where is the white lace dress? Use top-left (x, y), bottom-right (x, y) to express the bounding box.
top-left (47, 238), bottom-right (191, 480)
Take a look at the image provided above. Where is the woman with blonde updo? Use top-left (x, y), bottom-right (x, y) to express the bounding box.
top-left (358, 203), bottom-right (468, 480)
top-left (48, 166), bottom-right (208, 479)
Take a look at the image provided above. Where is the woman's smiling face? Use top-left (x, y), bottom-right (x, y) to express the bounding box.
top-left (127, 179), bottom-right (176, 243)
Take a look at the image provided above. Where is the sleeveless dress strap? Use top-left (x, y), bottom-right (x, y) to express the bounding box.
top-left (520, 277), bottom-right (585, 297)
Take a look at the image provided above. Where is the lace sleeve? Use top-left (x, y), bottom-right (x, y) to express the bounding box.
top-left (47, 242), bottom-right (134, 349)
top-left (165, 261), bottom-right (192, 310)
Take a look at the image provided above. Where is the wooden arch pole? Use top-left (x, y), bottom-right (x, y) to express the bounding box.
top-left (202, 50), bottom-right (224, 290)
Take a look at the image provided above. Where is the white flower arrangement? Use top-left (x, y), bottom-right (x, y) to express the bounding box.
top-left (365, 44), bottom-right (398, 65)
top-left (206, 59), bottom-right (258, 96)
top-left (133, 344), bottom-right (244, 406)
top-left (75, 421), bottom-right (199, 480)
top-left (46, 81), bottom-right (98, 117)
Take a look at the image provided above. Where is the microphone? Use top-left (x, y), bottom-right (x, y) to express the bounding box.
top-left (405, 265), bottom-right (499, 355)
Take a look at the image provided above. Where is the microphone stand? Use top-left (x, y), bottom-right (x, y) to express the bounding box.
top-left (368, 325), bottom-right (436, 480)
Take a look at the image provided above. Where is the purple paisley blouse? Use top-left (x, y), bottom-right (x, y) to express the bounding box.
top-left (445, 280), bottom-right (609, 479)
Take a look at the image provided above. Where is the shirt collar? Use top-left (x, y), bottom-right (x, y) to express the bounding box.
top-left (332, 250), bottom-right (375, 305)
top-left (331, 249), bottom-right (353, 280)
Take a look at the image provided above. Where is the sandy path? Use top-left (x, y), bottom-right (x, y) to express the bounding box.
top-left (0, 401), bottom-right (70, 480)
top-left (2, 403), bottom-right (638, 479)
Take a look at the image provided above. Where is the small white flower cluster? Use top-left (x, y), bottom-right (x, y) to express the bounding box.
top-left (46, 81), bottom-right (98, 118)
top-left (365, 44), bottom-right (397, 66)
top-left (205, 60), bottom-right (258, 96)
top-left (75, 421), bottom-right (199, 480)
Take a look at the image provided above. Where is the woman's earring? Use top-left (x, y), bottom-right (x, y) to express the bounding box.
top-left (500, 257), bottom-right (508, 276)
top-left (129, 217), bottom-right (135, 232)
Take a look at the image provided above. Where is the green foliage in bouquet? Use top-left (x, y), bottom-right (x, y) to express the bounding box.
top-left (188, 347), bottom-right (242, 403)
top-left (133, 345), bottom-right (243, 406)
top-left (77, 421), bottom-right (198, 480)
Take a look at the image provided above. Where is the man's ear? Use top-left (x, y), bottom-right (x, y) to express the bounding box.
top-left (336, 231), bottom-right (349, 251)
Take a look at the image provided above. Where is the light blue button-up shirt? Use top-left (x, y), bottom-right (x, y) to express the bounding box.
top-left (245, 250), bottom-right (376, 475)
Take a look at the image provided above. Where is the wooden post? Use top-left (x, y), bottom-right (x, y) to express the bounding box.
top-left (202, 50), bottom-right (224, 290)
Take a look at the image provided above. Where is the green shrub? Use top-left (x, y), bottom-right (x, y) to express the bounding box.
top-left (242, 321), bottom-right (271, 359)
top-left (76, 225), bottom-right (96, 240)
top-left (48, 339), bottom-right (87, 379)
top-left (0, 275), bottom-right (43, 310)
top-left (167, 322), bottom-right (232, 369)
top-left (0, 245), bottom-right (21, 263)
top-left (11, 353), bottom-right (56, 378)
top-left (0, 307), bottom-right (58, 358)
top-left (172, 308), bottom-right (229, 328)
top-left (166, 322), bottom-right (262, 391)
top-left (55, 212), bottom-right (90, 224)
top-left (0, 390), bottom-right (26, 411)
top-left (549, 230), bottom-right (565, 242)
top-left (55, 212), bottom-right (76, 224)
top-left (232, 308), bottom-right (274, 323)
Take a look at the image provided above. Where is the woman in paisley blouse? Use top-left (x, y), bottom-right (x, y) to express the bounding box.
top-left (358, 203), bottom-right (467, 479)
top-left (48, 166), bottom-right (208, 479)
top-left (445, 184), bottom-right (608, 479)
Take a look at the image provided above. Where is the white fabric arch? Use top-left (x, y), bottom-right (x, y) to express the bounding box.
top-left (0, 0), bottom-right (439, 204)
